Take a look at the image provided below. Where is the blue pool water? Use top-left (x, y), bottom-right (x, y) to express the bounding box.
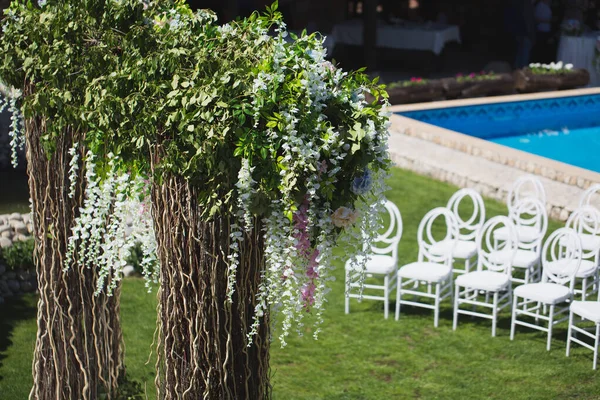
top-left (398, 94), bottom-right (600, 172)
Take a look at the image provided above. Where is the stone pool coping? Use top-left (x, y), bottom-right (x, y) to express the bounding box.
top-left (388, 87), bottom-right (600, 190)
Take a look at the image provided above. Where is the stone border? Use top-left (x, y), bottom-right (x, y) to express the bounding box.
top-left (387, 133), bottom-right (577, 222)
top-left (388, 88), bottom-right (600, 190)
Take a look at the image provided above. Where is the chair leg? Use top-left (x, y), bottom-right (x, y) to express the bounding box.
top-left (395, 277), bottom-right (402, 321)
top-left (434, 283), bottom-right (440, 328)
top-left (566, 309), bottom-right (574, 357)
top-left (465, 258), bottom-right (470, 274)
top-left (510, 295), bottom-right (518, 341)
top-left (492, 291), bottom-right (499, 337)
top-left (453, 284), bottom-right (459, 331)
top-left (547, 304), bottom-right (555, 351)
top-left (582, 277), bottom-right (587, 301)
top-left (345, 270), bottom-right (350, 315)
top-left (384, 275), bottom-right (389, 319)
top-left (594, 324), bottom-right (599, 370)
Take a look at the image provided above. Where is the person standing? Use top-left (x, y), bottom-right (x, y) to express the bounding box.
top-left (533, 0), bottom-right (554, 63)
top-left (513, 0), bottom-right (537, 68)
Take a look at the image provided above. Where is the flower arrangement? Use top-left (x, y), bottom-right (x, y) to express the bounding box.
top-left (455, 71), bottom-right (499, 83)
top-left (388, 77), bottom-right (428, 88)
top-left (528, 61), bottom-right (575, 74)
top-left (561, 19), bottom-right (582, 36)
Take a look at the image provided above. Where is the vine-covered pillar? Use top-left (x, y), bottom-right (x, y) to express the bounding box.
top-left (151, 173), bottom-right (271, 399)
top-left (26, 116), bottom-right (124, 400)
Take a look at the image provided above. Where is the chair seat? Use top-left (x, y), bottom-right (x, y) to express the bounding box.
top-left (398, 262), bottom-right (452, 283)
top-left (514, 283), bottom-right (571, 305)
top-left (455, 271), bottom-right (511, 292)
top-left (430, 239), bottom-right (477, 260)
top-left (571, 301), bottom-right (600, 324)
top-left (489, 248), bottom-right (539, 269)
top-left (345, 254), bottom-right (396, 275)
top-left (559, 233), bottom-right (600, 252)
top-left (495, 225), bottom-right (540, 243)
top-left (546, 259), bottom-right (598, 279)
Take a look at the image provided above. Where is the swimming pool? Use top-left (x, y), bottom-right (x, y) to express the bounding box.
top-left (397, 94), bottom-right (600, 173)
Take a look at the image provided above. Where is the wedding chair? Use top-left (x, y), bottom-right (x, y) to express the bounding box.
top-left (395, 207), bottom-right (458, 327)
top-left (510, 228), bottom-right (583, 350)
top-left (453, 216), bottom-right (518, 337)
top-left (345, 200), bottom-right (402, 319)
top-left (430, 189), bottom-right (484, 275)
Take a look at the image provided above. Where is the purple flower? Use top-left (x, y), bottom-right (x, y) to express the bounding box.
top-left (351, 169), bottom-right (373, 195)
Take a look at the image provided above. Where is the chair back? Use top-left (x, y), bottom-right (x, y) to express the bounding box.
top-left (579, 183), bottom-right (600, 209)
top-left (370, 200), bottom-right (403, 262)
top-left (508, 175), bottom-right (546, 213)
top-left (476, 216), bottom-right (518, 274)
top-left (417, 207), bottom-right (458, 265)
top-left (510, 197), bottom-right (548, 252)
top-left (566, 205), bottom-right (600, 261)
top-left (447, 188), bottom-right (486, 242)
top-left (541, 228), bottom-right (583, 290)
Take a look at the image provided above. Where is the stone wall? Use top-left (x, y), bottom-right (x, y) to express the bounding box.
top-left (0, 212), bottom-right (36, 305)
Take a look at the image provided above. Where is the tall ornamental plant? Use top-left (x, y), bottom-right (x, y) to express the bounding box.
top-left (84, 1), bottom-right (392, 398)
top-left (0, 1), bottom-right (156, 398)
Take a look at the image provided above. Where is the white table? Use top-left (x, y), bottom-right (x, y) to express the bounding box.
top-left (557, 32), bottom-right (600, 87)
top-left (327, 19), bottom-right (461, 55)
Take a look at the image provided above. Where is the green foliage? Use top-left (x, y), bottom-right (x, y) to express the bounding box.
top-left (0, 0), bottom-right (389, 220)
top-left (0, 0), bottom-right (148, 156)
top-left (387, 77), bottom-right (428, 89)
top-left (455, 71), bottom-right (499, 83)
top-left (0, 237), bottom-right (35, 271)
top-left (85, 3), bottom-right (389, 218)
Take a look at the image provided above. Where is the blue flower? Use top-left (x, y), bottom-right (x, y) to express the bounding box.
top-left (351, 169), bottom-right (373, 195)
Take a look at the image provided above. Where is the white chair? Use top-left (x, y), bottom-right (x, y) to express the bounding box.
top-left (431, 189), bottom-right (485, 275)
top-left (565, 206), bottom-right (600, 301)
top-left (345, 200), bottom-right (402, 319)
top-left (579, 183), bottom-right (600, 210)
top-left (510, 228), bottom-right (583, 350)
top-left (508, 175), bottom-right (547, 214)
top-left (494, 198), bottom-right (548, 284)
top-left (495, 175), bottom-right (547, 244)
top-left (566, 290), bottom-right (600, 370)
top-left (395, 207), bottom-right (458, 327)
top-left (453, 216), bottom-right (518, 337)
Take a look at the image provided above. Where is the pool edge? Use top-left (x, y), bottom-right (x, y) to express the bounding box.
top-left (387, 89), bottom-right (600, 190)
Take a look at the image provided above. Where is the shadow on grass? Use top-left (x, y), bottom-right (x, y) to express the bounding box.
top-left (0, 295), bottom-right (37, 383)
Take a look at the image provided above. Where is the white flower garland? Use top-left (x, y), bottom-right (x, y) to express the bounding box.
top-left (65, 152), bottom-right (158, 295)
top-left (0, 82), bottom-right (24, 168)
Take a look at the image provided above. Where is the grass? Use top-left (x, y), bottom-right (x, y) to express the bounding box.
top-left (1, 167), bottom-right (600, 399)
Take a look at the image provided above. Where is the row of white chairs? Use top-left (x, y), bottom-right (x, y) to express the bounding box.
top-left (345, 176), bottom-right (600, 369)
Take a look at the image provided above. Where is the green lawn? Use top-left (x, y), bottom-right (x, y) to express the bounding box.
top-left (1, 168), bottom-right (599, 399)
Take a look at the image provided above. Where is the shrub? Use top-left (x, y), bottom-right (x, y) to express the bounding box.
top-left (0, 237), bottom-right (35, 271)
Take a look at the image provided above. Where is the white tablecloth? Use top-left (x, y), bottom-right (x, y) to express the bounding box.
top-left (557, 32), bottom-right (600, 87)
top-left (328, 19), bottom-right (460, 55)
